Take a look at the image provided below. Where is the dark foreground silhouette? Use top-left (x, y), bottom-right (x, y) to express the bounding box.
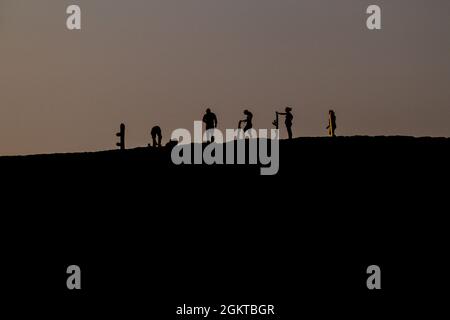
top-left (2, 135), bottom-right (449, 176)
top-left (1, 136), bottom-right (449, 317)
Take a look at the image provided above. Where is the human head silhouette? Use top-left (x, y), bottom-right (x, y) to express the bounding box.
top-left (206, 108), bottom-right (211, 114)
top-left (244, 109), bottom-right (249, 115)
top-left (285, 107), bottom-right (292, 112)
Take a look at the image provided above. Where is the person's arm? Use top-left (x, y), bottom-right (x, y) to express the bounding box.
top-left (214, 115), bottom-right (218, 128)
top-left (278, 112), bottom-right (286, 116)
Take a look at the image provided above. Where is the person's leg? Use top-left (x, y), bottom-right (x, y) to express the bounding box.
top-left (206, 129), bottom-right (212, 143)
top-left (244, 126), bottom-right (252, 138)
top-left (287, 125), bottom-right (293, 139)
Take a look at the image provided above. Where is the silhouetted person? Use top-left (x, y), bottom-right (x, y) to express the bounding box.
top-left (240, 109), bottom-right (253, 134)
top-left (151, 126), bottom-right (162, 147)
top-left (202, 108), bottom-right (218, 142)
top-left (276, 107), bottom-right (294, 139)
top-left (116, 123), bottom-right (126, 150)
top-left (327, 110), bottom-right (337, 137)
top-left (272, 112), bottom-right (279, 129)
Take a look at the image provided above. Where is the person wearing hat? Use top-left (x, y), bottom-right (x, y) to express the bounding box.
top-left (276, 107), bottom-right (294, 139)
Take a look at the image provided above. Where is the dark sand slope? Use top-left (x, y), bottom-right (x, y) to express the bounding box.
top-left (1, 136), bottom-right (448, 317)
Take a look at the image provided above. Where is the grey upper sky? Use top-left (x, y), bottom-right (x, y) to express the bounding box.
top-left (1, 0), bottom-right (449, 155)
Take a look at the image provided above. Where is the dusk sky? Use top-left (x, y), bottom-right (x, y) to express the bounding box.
top-left (1, 0), bottom-right (449, 155)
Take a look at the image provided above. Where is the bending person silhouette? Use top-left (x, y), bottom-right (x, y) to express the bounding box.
top-left (276, 107), bottom-right (294, 139)
top-left (151, 126), bottom-right (162, 147)
top-left (202, 108), bottom-right (218, 143)
top-left (239, 109), bottom-right (253, 137)
top-left (327, 110), bottom-right (337, 137)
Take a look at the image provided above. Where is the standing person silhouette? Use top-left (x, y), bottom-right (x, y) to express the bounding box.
top-left (240, 109), bottom-right (253, 136)
top-left (276, 107), bottom-right (294, 139)
top-left (327, 110), bottom-right (337, 137)
top-left (202, 108), bottom-right (218, 143)
top-left (151, 126), bottom-right (162, 147)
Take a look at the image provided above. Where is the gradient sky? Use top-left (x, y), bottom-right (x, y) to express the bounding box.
top-left (1, 0), bottom-right (449, 155)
